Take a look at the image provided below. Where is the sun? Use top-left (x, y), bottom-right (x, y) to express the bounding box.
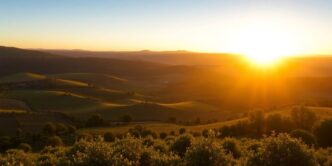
top-left (228, 21), bottom-right (301, 67)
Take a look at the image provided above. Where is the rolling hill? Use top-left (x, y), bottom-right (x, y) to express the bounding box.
top-left (2, 46), bottom-right (332, 129)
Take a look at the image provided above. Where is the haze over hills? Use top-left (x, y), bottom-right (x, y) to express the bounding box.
top-left (42, 49), bottom-right (242, 66)
top-left (1, 46), bottom-right (332, 135)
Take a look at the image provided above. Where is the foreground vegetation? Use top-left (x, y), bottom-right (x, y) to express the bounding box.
top-left (0, 107), bottom-right (332, 165)
top-left (1, 132), bottom-right (332, 166)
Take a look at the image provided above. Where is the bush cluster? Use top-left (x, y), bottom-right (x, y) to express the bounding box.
top-left (0, 133), bottom-right (331, 166)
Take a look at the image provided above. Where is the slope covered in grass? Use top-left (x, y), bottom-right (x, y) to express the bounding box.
top-left (1, 90), bottom-right (109, 113)
top-left (96, 102), bottom-right (231, 121)
top-left (160, 101), bottom-right (218, 112)
top-left (50, 73), bottom-right (129, 89)
top-left (0, 98), bottom-right (31, 111)
top-left (0, 72), bottom-right (45, 84)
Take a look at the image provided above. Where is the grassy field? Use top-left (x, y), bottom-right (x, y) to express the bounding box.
top-left (266, 106), bottom-right (332, 120)
top-left (50, 73), bottom-right (129, 90)
top-left (79, 118), bottom-right (245, 135)
top-left (80, 106), bottom-right (332, 135)
top-left (0, 72), bottom-right (45, 84)
top-left (1, 90), bottom-right (109, 113)
top-left (160, 101), bottom-right (219, 112)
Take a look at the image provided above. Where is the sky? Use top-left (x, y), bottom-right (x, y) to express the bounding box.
top-left (1, 0), bottom-right (332, 55)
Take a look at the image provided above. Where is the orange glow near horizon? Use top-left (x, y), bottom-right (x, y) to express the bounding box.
top-left (226, 19), bottom-right (304, 68)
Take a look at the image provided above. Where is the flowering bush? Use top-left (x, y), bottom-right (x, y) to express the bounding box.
top-left (170, 134), bottom-right (193, 157)
top-left (242, 134), bottom-right (316, 166)
top-left (185, 138), bottom-right (235, 166)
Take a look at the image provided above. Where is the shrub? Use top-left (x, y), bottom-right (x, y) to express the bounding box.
top-left (143, 136), bottom-right (155, 147)
top-left (291, 106), bottom-right (318, 130)
top-left (315, 148), bottom-right (332, 166)
top-left (191, 131), bottom-right (201, 137)
top-left (290, 129), bottom-right (316, 146)
top-left (67, 140), bottom-right (114, 165)
top-left (219, 120), bottom-right (251, 138)
top-left (165, 136), bottom-right (176, 144)
top-left (142, 130), bottom-right (157, 139)
top-left (140, 151), bottom-right (153, 166)
top-left (170, 134), bottom-right (193, 157)
top-left (77, 133), bottom-right (93, 141)
top-left (153, 140), bottom-right (168, 153)
top-left (221, 137), bottom-right (242, 158)
top-left (0, 136), bottom-right (12, 152)
top-left (86, 114), bottom-right (108, 127)
top-left (159, 132), bottom-right (168, 139)
top-left (243, 134), bottom-right (316, 166)
top-left (179, 128), bottom-right (186, 135)
top-left (248, 110), bottom-right (265, 136)
top-left (43, 122), bottom-right (56, 136)
top-left (17, 143), bottom-right (32, 152)
top-left (38, 146), bottom-right (66, 166)
top-left (242, 139), bottom-right (263, 153)
top-left (128, 125), bottom-right (156, 138)
top-left (46, 136), bottom-right (63, 147)
top-left (313, 119), bottom-right (332, 147)
top-left (185, 138), bottom-right (234, 166)
top-left (103, 132), bottom-right (115, 142)
top-left (202, 129), bottom-right (209, 138)
top-left (170, 131), bottom-right (176, 136)
top-left (55, 123), bottom-right (68, 135)
top-left (0, 149), bottom-right (34, 165)
top-left (151, 153), bottom-right (182, 166)
top-left (266, 114), bottom-right (295, 133)
top-left (202, 129), bottom-right (216, 138)
top-left (111, 136), bottom-right (145, 164)
top-left (67, 125), bottom-right (77, 134)
top-left (121, 114), bottom-right (133, 123)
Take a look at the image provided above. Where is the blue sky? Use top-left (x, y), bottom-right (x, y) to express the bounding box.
top-left (1, 0), bottom-right (332, 54)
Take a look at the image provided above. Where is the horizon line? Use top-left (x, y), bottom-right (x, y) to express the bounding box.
top-left (2, 44), bottom-right (332, 58)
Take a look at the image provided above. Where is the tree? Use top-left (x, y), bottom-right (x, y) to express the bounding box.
top-left (121, 114), bottom-right (133, 124)
top-left (86, 114), bottom-right (107, 127)
top-left (249, 110), bottom-right (265, 136)
top-left (159, 132), bottom-right (168, 139)
top-left (46, 136), bottom-right (63, 147)
top-left (0, 136), bottom-right (12, 152)
top-left (17, 143), bottom-right (32, 152)
top-left (290, 129), bottom-right (316, 146)
top-left (221, 138), bottom-right (242, 158)
top-left (179, 128), bottom-right (186, 135)
top-left (291, 106), bottom-right (318, 130)
top-left (55, 123), bottom-right (68, 135)
top-left (266, 114), bottom-right (295, 133)
top-left (313, 119), bottom-right (332, 147)
top-left (103, 132), bottom-right (115, 142)
top-left (67, 125), bottom-right (77, 134)
top-left (170, 134), bottom-right (193, 157)
top-left (43, 122), bottom-right (56, 136)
